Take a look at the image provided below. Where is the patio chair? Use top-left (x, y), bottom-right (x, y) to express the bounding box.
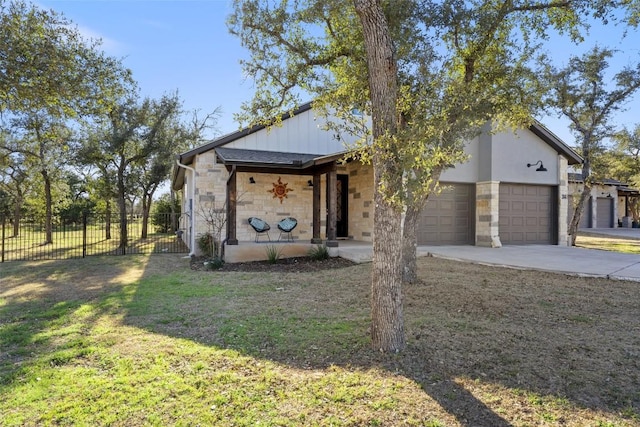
top-left (277, 217), bottom-right (298, 242)
top-left (248, 217), bottom-right (271, 242)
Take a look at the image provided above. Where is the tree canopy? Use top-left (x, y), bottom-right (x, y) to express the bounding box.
top-left (0, 0), bottom-right (132, 118)
top-left (229, 0), bottom-right (638, 352)
top-left (543, 46), bottom-right (640, 245)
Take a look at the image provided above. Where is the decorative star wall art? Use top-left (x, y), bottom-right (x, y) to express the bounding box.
top-left (268, 177), bottom-right (293, 203)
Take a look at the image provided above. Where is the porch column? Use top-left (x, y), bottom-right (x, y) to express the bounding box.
top-left (311, 174), bottom-right (322, 243)
top-left (326, 167), bottom-right (338, 247)
top-left (226, 166), bottom-right (238, 245)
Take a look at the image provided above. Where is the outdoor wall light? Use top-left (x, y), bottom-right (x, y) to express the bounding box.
top-left (249, 176), bottom-right (256, 184)
top-left (307, 180), bottom-right (313, 187)
top-left (527, 160), bottom-right (547, 172)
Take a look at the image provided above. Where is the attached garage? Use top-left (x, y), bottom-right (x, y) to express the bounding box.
top-left (418, 184), bottom-right (475, 245)
top-left (596, 197), bottom-right (614, 228)
top-left (499, 184), bottom-right (556, 244)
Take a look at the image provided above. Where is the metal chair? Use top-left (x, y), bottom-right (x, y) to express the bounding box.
top-left (277, 217), bottom-right (297, 242)
top-left (248, 217), bottom-right (271, 242)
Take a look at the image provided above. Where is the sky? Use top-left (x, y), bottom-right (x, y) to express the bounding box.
top-left (39, 0), bottom-right (640, 148)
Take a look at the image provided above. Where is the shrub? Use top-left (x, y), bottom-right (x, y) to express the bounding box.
top-left (197, 233), bottom-right (216, 257)
top-left (308, 244), bottom-right (329, 261)
top-left (204, 257), bottom-right (224, 270)
top-left (265, 245), bottom-right (283, 264)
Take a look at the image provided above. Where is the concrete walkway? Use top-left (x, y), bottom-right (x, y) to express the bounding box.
top-left (337, 229), bottom-right (640, 281)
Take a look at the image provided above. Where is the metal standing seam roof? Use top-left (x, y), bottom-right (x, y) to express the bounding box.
top-left (214, 147), bottom-right (321, 166)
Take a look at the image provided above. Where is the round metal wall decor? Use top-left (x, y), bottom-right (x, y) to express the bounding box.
top-left (269, 176), bottom-right (293, 203)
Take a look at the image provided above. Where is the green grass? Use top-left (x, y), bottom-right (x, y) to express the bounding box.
top-left (576, 234), bottom-right (640, 254)
top-left (1, 254), bottom-right (639, 426)
top-left (1, 222), bottom-right (186, 261)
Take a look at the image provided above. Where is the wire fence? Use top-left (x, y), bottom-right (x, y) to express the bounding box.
top-left (0, 212), bottom-right (189, 262)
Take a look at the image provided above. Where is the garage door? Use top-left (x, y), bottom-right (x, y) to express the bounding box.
top-left (596, 198), bottom-right (613, 228)
top-left (499, 184), bottom-right (555, 244)
top-left (417, 184), bottom-right (474, 245)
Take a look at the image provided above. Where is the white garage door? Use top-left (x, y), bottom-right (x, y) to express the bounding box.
top-left (499, 184), bottom-right (555, 245)
top-left (417, 184), bottom-right (474, 245)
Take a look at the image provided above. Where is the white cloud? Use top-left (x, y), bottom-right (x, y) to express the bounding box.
top-left (74, 24), bottom-right (124, 55)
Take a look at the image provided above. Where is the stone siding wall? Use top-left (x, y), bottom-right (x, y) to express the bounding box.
top-left (557, 156), bottom-right (569, 245)
top-left (475, 181), bottom-right (501, 247)
top-left (235, 172), bottom-right (321, 242)
top-left (343, 162), bottom-right (374, 241)
top-left (193, 152), bottom-right (228, 238)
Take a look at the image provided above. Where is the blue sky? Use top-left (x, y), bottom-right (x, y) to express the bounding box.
top-left (41, 0), bottom-right (640, 147)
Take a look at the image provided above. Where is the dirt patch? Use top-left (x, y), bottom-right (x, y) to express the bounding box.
top-left (190, 255), bottom-right (358, 272)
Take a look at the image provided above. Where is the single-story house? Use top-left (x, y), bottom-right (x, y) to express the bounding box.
top-left (568, 174), bottom-right (640, 228)
top-left (172, 101), bottom-right (582, 259)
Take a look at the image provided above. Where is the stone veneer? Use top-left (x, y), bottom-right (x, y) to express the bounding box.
top-left (192, 154), bottom-right (328, 243)
top-left (557, 155), bottom-right (569, 246)
top-left (475, 181), bottom-right (501, 247)
top-left (342, 162), bottom-right (374, 241)
top-left (235, 172), bottom-right (323, 242)
top-left (190, 158), bottom-right (376, 246)
top-left (192, 152), bottom-right (228, 239)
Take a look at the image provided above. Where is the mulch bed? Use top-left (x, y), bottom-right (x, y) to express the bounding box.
top-left (190, 256), bottom-right (358, 272)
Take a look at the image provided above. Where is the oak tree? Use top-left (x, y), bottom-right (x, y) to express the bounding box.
top-left (543, 47), bottom-right (640, 245)
top-left (229, 0), bottom-right (632, 352)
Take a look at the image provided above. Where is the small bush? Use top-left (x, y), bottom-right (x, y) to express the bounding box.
top-left (265, 245), bottom-right (283, 264)
top-left (308, 244), bottom-right (329, 261)
top-left (204, 257), bottom-right (224, 270)
top-left (197, 233), bottom-right (215, 257)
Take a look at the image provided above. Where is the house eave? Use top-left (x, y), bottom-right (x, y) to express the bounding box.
top-left (530, 120), bottom-right (582, 165)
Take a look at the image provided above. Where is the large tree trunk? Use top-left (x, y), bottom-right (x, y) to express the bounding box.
top-left (42, 169), bottom-right (53, 244)
top-left (141, 191), bottom-right (155, 239)
top-left (141, 194), bottom-right (150, 239)
top-left (105, 200), bottom-right (112, 240)
top-left (354, 0), bottom-right (405, 352)
top-left (402, 169), bottom-right (442, 283)
top-left (568, 183), bottom-right (591, 246)
top-left (402, 204), bottom-right (420, 283)
top-left (117, 169), bottom-right (128, 252)
top-left (568, 160), bottom-right (592, 246)
top-left (12, 197), bottom-right (21, 237)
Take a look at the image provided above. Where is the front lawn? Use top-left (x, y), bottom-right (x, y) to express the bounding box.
top-left (1, 254), bottom-right (638, 426)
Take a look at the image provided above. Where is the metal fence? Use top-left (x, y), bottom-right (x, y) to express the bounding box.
top-left (0, 212), bottom-right (189, 262)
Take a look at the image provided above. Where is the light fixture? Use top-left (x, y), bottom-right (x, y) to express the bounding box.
top-left (527, 160), bottom-right (547, 172)
top-left (307, 180), bottom-right (313, 187)
top-left (249, 176), bottom-right (255, 184)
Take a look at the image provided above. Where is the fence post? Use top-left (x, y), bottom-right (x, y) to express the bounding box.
top-left (82, 212), bottom-right (87, 258)
top-left (1, 215), bottom-right (5, 263)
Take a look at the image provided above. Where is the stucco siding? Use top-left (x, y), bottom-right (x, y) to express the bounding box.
top-left (491, 129), bottom-right (559, 184)
top-left (439, 128), bottom-right (561, 185)
top-left (439, 135), bottom-right (480, 182)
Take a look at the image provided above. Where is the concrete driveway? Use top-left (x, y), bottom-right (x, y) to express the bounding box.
top-left (421, 244), bottom-right (640, 281)
top-left (338, 229), bottom-right (640, 281)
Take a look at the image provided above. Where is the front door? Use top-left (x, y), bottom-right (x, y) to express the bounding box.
top-left (327, 174), bottom-right (349, 238)
top-left (336, 174), bottom-right (348, 238)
